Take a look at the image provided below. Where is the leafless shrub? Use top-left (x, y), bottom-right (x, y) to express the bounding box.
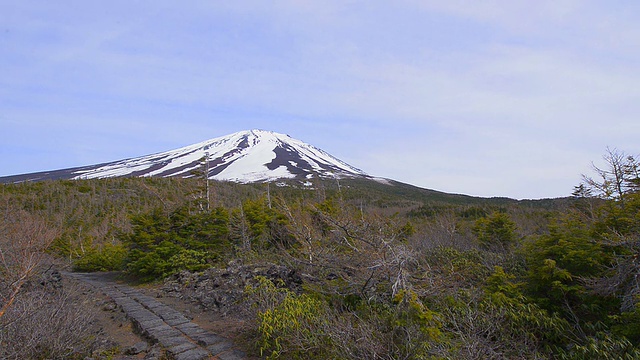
top-left (0, 208), bottom-right (58, 318)
top-left (0, 207), bottom-right (99, 359)
top-left (321, 309), bottom-right (394, 359)
top-left (0, 281), bottom-right (97, 359)
top-left (584, 248), bottom-right (640, 312)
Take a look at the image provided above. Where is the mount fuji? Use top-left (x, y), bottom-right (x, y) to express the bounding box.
top-left (0, 130), bottom-right (370, 184)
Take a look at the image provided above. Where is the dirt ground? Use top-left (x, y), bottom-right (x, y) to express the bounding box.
top-left (69, 275), bottom-right (148, 359)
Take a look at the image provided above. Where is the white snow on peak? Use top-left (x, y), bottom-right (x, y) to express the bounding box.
top-left (71, 129), bottom-right (368, 182)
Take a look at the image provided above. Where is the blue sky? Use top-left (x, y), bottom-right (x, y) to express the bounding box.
top-left (2, 1), bottom-right (639, 199)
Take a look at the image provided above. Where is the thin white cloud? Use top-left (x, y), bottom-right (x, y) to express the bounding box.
top-left (1, 1), bottom-right (639, 198)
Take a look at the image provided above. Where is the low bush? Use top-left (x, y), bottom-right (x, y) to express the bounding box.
top-left (73, 243), bottom-right (127, 272)
top-left (246, 276), bottom-right (331, 359)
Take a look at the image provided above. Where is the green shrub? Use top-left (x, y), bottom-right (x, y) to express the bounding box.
top-left (247, 276), bottom-right (330, 359)
top-left (557, 332), bottom-right (640, 360)
top-left (125, 241), bottom-right (179, 281)
top-left (73, 243), bottom-right (127, 272)
top-left (391, 290), bottom-right (443, 357)
top-left (473, 211), bottom-right (517, 252)
top-left (168, 249), bottom-right (209, 272)
top-left (438, 289), bottom-right (570, 359)
top-left (123, 206), bottom-right (231, 281)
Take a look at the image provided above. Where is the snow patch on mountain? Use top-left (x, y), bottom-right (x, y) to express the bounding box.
top-left (67, 129), bottom-right (368, 183)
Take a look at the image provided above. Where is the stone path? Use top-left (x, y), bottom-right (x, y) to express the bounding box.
top-left (65, 272), bottom-right (247, 360)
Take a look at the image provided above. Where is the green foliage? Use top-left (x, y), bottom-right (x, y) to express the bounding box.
top-left (522, 206), bottom-right (640, 355)
top-left (248, 276), bottom-right (330, 359)
top-left (247, 277), bottom-right (446, 360)
top-left (485, 266), bottom-right (522, 303)
top-left (314, 197), bottom-right (340, 217)
top-left (391, 290), bottom-right (443, 357)
top-left (524, 215), bottom-right (614, 315)
top-left (123, 206), bottom-right (230, 281)
top-left (458, 206), bottom-right (488, 219)
top-left (73, 243), bottom-right (127, 272)
top-left (241, 197), bottom-right (294, 248)
top-left (400, 220), bottom-right (416, 238)
top-left (558, 332), bottom-right (640, 360)
top-left (407, 204), bottom-right (453, 218)
top-left (169, 249), bottom-right (209, 272)
top-left (592, 192), bottom-right (640, 239)
top-left (425, 247), bottom-right (491, 285)
top-left (473, 211), bottom-right (517, 251)
top-left (484, 267), bottom-right (570, 347)
top-left (439, 287), bottom-right (571, 358)
top-left (170, 206), bottom-right (230, 251)
top-left (610, 304), bottom-right (640, 346)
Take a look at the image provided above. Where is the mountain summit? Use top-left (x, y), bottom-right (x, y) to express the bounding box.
top-left (0, 130), bottom-right (369, 183)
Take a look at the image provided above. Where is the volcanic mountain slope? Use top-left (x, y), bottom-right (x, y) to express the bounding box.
top-left (0, 130), bottom-right (370, 183)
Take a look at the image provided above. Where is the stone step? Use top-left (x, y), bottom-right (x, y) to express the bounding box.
top-left (64, 272), bottom-right (247, 360)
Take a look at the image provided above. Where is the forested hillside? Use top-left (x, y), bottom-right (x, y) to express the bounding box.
top-left (2, 149), bottom-right (640, 359)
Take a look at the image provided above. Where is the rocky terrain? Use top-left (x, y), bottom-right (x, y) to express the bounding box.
top-left (160, 261), bottom-right (303, 316)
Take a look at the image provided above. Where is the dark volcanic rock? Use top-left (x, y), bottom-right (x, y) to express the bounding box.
top-left (125, 341), bottom-right (149, 355)
top-left (161, 261), bottom-right (303, 315)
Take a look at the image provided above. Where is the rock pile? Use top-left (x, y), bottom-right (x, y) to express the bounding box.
top-left (161, 261), bottom-right (303, 316)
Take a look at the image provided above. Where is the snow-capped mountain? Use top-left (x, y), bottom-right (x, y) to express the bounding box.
top-left (0, 130), bottom-right (369, 183)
